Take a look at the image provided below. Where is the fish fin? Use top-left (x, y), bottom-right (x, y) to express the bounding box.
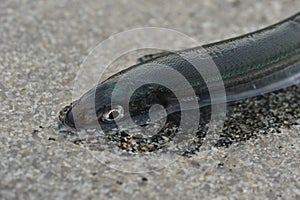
top-left (137, 52), bottom-right (169, 63)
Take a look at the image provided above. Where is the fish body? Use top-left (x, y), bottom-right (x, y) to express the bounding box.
top-left (59, 12), bottom-right (300, 130)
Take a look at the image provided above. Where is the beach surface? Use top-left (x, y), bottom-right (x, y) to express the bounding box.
top-left (0, 0), bottom-right (299, 199)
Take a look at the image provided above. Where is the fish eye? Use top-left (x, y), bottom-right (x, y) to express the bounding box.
top-left (102, 105), bottom-right (124, 122)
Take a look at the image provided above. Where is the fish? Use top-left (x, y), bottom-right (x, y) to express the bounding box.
top-left (59, 12), bottom-right (300, 132)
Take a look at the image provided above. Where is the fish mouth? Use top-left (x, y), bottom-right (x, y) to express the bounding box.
top-left (59, 102), bottom-right (76, 129)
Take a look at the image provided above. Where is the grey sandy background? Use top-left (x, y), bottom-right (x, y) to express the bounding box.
top-left (1, 0), bottom-right (300, 199)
